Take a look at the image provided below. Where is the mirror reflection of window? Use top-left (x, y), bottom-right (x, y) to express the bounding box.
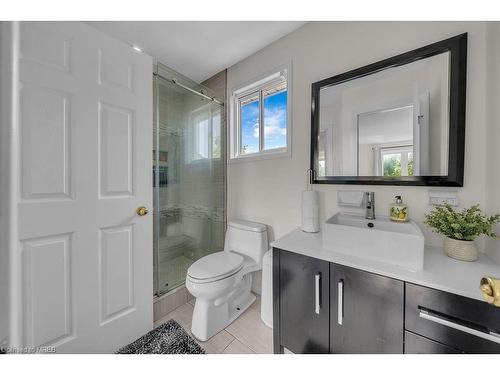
top-left (318, 51), bottom-right (449, 178)
top-left (194, 113), bottom-right (209, 160)
top-left (380, 146), bottom-right (414, 177)
top-left (358, 105), bottom-right (414, 177)
top-left (212, 109), bottom-right (221, 159)
top-left (318, 130), bottom-right (327, 176)
top-left (188, 104), bottom-right (222, 163)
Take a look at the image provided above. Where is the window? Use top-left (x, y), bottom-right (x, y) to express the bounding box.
top-left (381, 146), bottom-right (414, 177)
top-left (211, 110), bottom-right (221, 158)
top-left (193, 112), bottom-right (209, 160)
top-left (187, 105), bottom-right (221, 163)
top-left (230, 66), bottom-right (290, 161)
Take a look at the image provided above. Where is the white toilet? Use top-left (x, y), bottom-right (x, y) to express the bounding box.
top-left (185, 219), bottom-right (269, 341)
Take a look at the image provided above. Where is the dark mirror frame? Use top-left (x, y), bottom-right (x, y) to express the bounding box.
top-left (310, 33), bottom-right (467, 186)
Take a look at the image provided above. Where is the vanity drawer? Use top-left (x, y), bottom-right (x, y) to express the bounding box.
top-left (405, 331), bottom-right (462, 354)
top-left (405, 283), bottom-right (500, 353)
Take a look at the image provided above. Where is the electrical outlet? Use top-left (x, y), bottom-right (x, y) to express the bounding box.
top-left (429, 197), bottom-right (459, 206)
top-left (428, 190), bottom-right (459, 206)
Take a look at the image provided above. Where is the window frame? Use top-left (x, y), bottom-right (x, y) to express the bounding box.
top-left (380, 145), bottom-right (414, 177)
top-left (229, 63), bottom-right (292, 163)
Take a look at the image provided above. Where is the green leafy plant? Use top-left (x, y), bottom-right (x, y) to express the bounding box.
top-left (424, 204), bottom-right (500, 241)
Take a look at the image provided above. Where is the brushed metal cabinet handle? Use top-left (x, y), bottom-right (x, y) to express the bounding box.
top-left (315, 273), bottom-right (321, 315)
top-left (338, 280), bottom-right (344, 325)
top-left (419, 309), bottom-right (500, 344)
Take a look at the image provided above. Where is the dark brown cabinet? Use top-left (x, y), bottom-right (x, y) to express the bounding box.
top-left (273, 248), bottom-right (500, 354)
top-left (405, 283), bottom-right (500, 354)
top-left (275, 250), bottom-right (330, 353)
top-left (330, 263), bottom-right (404, 353)
top-left (404, 331), bottom-right (462, 354)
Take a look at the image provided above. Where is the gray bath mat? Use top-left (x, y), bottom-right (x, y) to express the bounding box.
top-left (116, 320), bottom-right (205, 354)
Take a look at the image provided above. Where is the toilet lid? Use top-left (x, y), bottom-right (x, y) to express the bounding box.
top-left (187, 251), bottom-right (244, 281)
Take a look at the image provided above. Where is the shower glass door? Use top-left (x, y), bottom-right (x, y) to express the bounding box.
top-left (153, 64), bottom-right (225, 296)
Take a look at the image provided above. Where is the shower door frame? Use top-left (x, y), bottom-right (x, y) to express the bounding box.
top-left (153, 65), bottom-right (226, 297)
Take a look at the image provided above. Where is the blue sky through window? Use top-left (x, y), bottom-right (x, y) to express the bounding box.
top-left (240, 100), bottom-right (259, 154)
top-left (240, 90), bottom-right (287, 154)
top-left (264, 91), bottom-right (287, 150)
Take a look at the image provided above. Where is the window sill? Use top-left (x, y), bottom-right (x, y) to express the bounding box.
top-left (228, 148), bottom-right (291, 164)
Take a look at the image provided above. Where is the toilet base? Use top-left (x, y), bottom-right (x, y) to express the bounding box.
top-left (190, 274), bottom-right (255, 342)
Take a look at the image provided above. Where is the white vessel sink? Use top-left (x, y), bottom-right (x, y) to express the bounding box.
top-left (322, 213), bottom-right (425, 271)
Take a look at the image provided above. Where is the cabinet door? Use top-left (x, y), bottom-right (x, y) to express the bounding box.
top-left (330, 264), bottom-right (404, 353)
top-left (278, 250), bottom-right (330, 353)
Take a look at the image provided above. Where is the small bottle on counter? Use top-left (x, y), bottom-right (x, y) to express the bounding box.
top-left (390, 195), bottom-right (409, 222)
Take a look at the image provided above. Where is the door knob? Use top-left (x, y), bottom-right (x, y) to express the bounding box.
top-left (136, 206), bottom-right (148, 216)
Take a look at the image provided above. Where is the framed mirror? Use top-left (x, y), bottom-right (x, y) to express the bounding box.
top-left (311, 33), bottom-right (467, 186)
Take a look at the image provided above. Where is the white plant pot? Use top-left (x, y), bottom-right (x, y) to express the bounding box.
top-left (443, 237), bottom-right (478, 262)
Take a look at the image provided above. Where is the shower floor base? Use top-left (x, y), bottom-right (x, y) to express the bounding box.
top-left (158, 255), bottom-right (194, 293)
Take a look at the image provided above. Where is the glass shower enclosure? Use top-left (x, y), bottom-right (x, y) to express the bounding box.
top-left (153, 63), bottom-right (225, 296)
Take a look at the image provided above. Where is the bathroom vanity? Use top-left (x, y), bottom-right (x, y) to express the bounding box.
top-left (272, 227), bottom-right (500, 354)
top-left (285, 31), bottom-right (500, 354)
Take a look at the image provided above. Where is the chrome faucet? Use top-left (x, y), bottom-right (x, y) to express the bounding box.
top-left (365, 192), bottom-right (375, 220)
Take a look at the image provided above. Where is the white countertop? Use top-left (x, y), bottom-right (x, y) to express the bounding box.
top-left (271, 228), bottom-right (500, 303)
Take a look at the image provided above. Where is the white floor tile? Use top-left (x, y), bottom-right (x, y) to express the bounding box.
top-left (198, 329), bottom-right (235, 354)
top-left (154, 294), bottom-right (272, 354)
top-left (222, 338), bottom-right (256, 354)
top-left (155, 302), bottom-right (193, 331)
top-left (225, 299), bottom-right (273, 354)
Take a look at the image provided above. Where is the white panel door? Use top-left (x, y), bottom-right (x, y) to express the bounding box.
top-left (16, 21), bottom-right (153, 353)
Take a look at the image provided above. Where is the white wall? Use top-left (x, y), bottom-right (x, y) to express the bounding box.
top-left (486, 22), bottom-right (500, 263)
top-left (227, 22), bottom-right (500, 261)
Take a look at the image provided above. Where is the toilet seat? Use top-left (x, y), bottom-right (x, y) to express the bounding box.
top-left (187, 251), bottom-right (244, 283)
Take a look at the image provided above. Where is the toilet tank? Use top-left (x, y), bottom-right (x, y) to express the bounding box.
top-left (224, 220), bottom-right (269, 266)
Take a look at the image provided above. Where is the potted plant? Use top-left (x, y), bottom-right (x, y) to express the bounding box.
top-left (424, 204), bottom-right (500, 262)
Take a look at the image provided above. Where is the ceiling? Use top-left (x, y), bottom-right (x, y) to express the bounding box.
top-left (87, 21), bottom-right (306, 82)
